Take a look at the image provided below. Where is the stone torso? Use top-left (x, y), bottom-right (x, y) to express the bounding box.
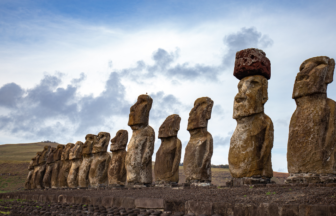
top-left (126, 125), bottom-right (155, 184)
top-left (154, 137), bottom-right (181, 183)
top-left (229, 112), bottom-right (273, 178)
top-left (108, 150), bottom-right (127, 185)
top-left (288, 95), bottom-right (336, 174)
top-left (183, 130), bottom-right (213, 183)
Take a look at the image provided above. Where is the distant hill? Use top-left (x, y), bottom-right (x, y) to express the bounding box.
top-left (0, 142), bottom-right (62, 163)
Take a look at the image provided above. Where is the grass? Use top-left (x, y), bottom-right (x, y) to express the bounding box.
top-left (0, 142), bottom-right (64, 193)
top-left (0, 142), bottom-right (61, 163)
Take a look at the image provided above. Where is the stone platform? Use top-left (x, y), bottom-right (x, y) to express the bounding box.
top-left (1, 184), bottom-right (336, 215)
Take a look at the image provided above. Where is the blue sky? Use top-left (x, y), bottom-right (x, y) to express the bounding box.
top-left (1, 0), bottom-right (336, 172)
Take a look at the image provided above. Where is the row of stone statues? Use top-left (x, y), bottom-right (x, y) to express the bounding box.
top-left (25, 48), bottom-right (336, 188)
top-left (25, 93), bottom-right (214, 189)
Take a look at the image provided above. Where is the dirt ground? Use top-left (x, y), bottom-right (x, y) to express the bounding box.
top-left (5, 184), bottom-right (336, 206)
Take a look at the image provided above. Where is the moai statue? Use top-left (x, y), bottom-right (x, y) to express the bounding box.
top-left (184, 97), bottom-right (214, 185)
top-left (31, 152), bottom-right (42, 189)
top-left (108, 130), bottom-right (128, 187)
top-left (287, 56), bottom-right (336, 183)
top-left (125, 94), bottom-right (155, 186)
top-left (51, 145), bottom-right (64, 188)
top-left (78, 134), bottom-right (97, 188)
top-left (25, 156), bottom-right (36, 190)
top-left (67, 141), bottom-right (83, 188)
top-left (89, 132), bottom-right (111, 188)
top-left (154, 114), bottom-right (182, 185)
top-left (58, 143), bottom-right (75, 188)
top-left (42, 147), bottom-right (56, 188)
top-left (228, 48), bottom-right (274, 185)
top-left (35, 146), bottom-right (51, 189)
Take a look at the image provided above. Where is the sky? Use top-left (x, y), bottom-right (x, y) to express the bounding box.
top-left (1, 0), bottom-right (336, 172)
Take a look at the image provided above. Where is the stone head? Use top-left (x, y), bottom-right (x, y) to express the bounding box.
top-left (54, 145), bottom-right (64, 161)
top-left (61, 143), bottom-right (75, 161)
top-left (159, 114), bottom-right (181, 138)
top-left (46, 147), bottom-right (56, 164)
top-left (110, 130), bottom-right (128, 151)
top-left (33, 152), bottom-right (41, 166)
top-left (69, 141), bottom-right (83, 160)
top-left (233, 75), bottom-right (268, 119)
top-left (293, 56), bottom-right (335, 99)
top-left (92, 132), bottom-right (110, 153)
top-left (28, 159), bottom-right (34, 170)
top-left (38, 145), bottom-right (51, 165)
top-left (82, 134), bottom-right (97, 155)
top-left (187, 97), bottom-right (214, 131)
top-left (128, 94), bottom-right (153, 128)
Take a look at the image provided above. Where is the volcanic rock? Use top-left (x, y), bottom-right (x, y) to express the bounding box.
top-left (183, 97), bottom-right (213, 183)
top-left (126, 94), bottom-right (155, 185)
top-left (229, 75), bottom-right (274, 180)
top-left (58, 143), bottom-right (75, 188)
top-left (35, 146), bottom-right (51, 189)
top-left (68, 141), bottom-right (83, 188)
top-left (108, 130), bottom-right (128, 186)
top-left (287, 56), bottom-right (336, 183)
top-left (42, 147), bottom-right (56, 188)
top-left (233, 48), bottom-right (271, 80)
top-left (51, 144), bottom-right (64, 188)
top-left (78, 134), bottom-right (97, 188)
top-left (154, 114), bottom-right (182, 184)
top-left (89, 132), bottom-right (111, 188)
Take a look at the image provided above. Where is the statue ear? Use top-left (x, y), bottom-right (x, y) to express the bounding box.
top-left (205, 101), bottom-right (214, 120)
top-left (325, 58), bottom-right (335, 84)
top-left (262, 78), bottom-right (268, 104)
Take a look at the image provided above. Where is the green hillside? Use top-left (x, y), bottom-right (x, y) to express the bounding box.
top-left (0, 142), bottom-right (62, 163)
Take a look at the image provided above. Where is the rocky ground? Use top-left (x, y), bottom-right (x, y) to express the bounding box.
top-left (1, 183), bottom-right (336, 215)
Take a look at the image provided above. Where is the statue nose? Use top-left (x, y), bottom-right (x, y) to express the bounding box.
top-left (235, 94), bottom-right (246, 103)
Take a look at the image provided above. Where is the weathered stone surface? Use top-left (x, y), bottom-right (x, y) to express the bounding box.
top-left (51, 144), bottom-right (64, 188)
top-left (287, 56), bottom-right (336, 183)
top-left (68, 141), bottom-right (83, 188)
top-left (89, 132), bottom-right (111, 188)
top-left (78, 134), bottom-right (97, 188)
top-left (234, 48), bottom-right (271, 80)
top-left (35, 146), bottom-right (51, 189)
top-left (155, 114), bottom-right (182, 184)
top-left (135, 198), bottom-right (165, 209)
top-left (25, 158), bottom-right (35, 190)
top-left (126, 94), bottom-right (155, 185)
top-left (58, 143), bottom-right (74, 188)
top-left (42, 147), bottom-right (56, 188)
top-left (184, 97), bottom-right (213, 183)
top-left (229, 74), bottom-right (274, 179)
top-left (108, 130), bottom-right (128, 186)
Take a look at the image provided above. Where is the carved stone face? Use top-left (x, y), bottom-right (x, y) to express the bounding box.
top-left (33, 152), bottom-right (41, 166)
top-left (82, 134), bottom-right (97, 155)
top-left (46, 147), bottom-right (56, 164)
top-left (54, 145), bottom-right (64, 161)
top-left (110, 130), bottom-right (128, 151)
top-left (159, 114), bottom-right (181, 138)
top-left (128, 94), bottom-right (153, 127)
top-left (69, 141), bottom-right (83, 160)
top-left (92, 132), bottom-right (110, 153)
top-left (233, 75), bottom-right (268, 119)
top-left (38, 146), bottom-right (51, 165)
top-left (61, 143), bottom-right (75, 161)
top-left (187, 97), bottom-right (213, 131)
top-left (293, 56), bottom-right (335, 99)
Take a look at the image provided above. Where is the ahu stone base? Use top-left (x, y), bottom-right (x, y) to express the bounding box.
top-left (285, 173), bottom-right (336, 184)
top-left (227, 177), bottom-right (272, 186)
